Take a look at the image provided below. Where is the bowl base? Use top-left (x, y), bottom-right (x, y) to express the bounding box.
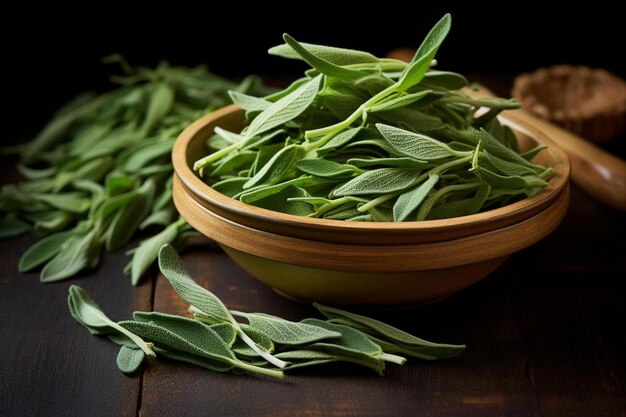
top-left (221, 245), bottom-right (509, 307)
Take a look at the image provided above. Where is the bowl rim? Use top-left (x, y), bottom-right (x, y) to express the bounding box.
top-left (173, 104), bottom-right (570, 237)
top-left (173, 174), bottom-right (570, 271)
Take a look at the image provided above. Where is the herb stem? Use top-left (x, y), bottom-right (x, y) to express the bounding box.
top-left (193, 142), bottom-right (239, 171)
top-left (110, 322), bottom-right (157, 359)
top-left (305, 83), bottom-right (399, 142)
top-left (357, 192), bottom-right (400, 212)
top-left (236, 328), bottom-right (290, 369)
top-left (231, 360), bottom-right (285, 379)
top-left (380, 352), bottom-right (407, 365)
top-left (416, 181), bottom-right (481, 220)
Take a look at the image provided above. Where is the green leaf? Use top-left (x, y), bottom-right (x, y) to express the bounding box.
top-left (483, 150), bottom-right (539, 176)
top-left (317, 127), bottom-right (362, 152)
top-left (41, 230), bottom-right (101, 283)
top-left (454, 127), bottom-right (536, 168)
top-left (251, 185), bottom-right (315, 216)
top-left (119, 319), bottom-right (284, 378)
top-left (158, 244), bottom-right (233, 323)
top-left (330, 168), bottom-right (419, 197)
top-left (119, 320), bottom-right (234, 370)
top-left (211, 178), bottom-right (249, 198)
top-left (208, 151), bottom-right (256, 177)
top-left (237, 177), bottom-right (320, 204)
top-left (368, 90), bottom-right (435, 113)
top-left (377, 123), bottom-right (459, 160)
top-left (141, 83), bottom-right (174, 135)
top-left (132, 311), bottom-right (231, 354)
top-left (245, 75), bottom-right (321, 139)
top-left (520, 144), bottom-right (548, 161)
top-left (374, 107), bottom-right (445, 133)
top-left (322, 92), bottom-right (363, 120)
top-left (347, 157), bottom-right (429, 169)
top-left (18, 230), bottom-right (75, 272)
top-left (152, 347), bottom-right (232, 373)
top-left (269, 41), bottom-right (378, 65)
top-left (422, 70), bottom-right (468, 90)
top-left (243, 145), bottom-right (307, 189)
top-left (210, 322), bottom-right (238, 347)
top-left (128, 218), bottom-right (185, 285)
top-left (32, 211), bottom-right (74, 234)
top-left (105, 179), bottom-right (155, 251)
top-left (397, 14), bottom-right (451, 91)
top-left (470, 165), bottom-right (529, 189)
top-left (231, 324), bottom-right (275, 358)
top-left (116, 346), bottom-right (145, 374)
top-left (67, 285), bottom-right (156, 358)
top-left (232, 311), bottom-right (341, 346)
top-left (0, 217), bottom-right (30, 239)
top-left (297, 159), bottom-right (359, 179)
top-left (302, 318), bottom-right (385, 359)
top-left (282, 34), bottom-right (367, 81)
top-left (228, 91), bottom-right (271, 113)
top-left (315, 303), bottom-right (465, 359)
top-left (33, 192), bottom-right (91, 213)
top-left (121, 139), bottom-right (174, 172)
top-left (393, 174), bottom-right (439, 221)
top-left (426, 184), bottom-right (490, 220)
top-left (16, 164), bottom-right (57, 180)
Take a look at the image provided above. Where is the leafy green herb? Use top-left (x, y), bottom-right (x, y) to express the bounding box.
top-left (314, 303), bottom-right (465, 359)
top-left (69, 246), bottom-right (464, 378)
top-left (67, 285), bottom-right (156, 359)
top-left (193, 13), bottom-right (552, 223)
top-left (116, 346), bottom-right (145, 374)
top-left (1, 59), bottom-right (269, 283)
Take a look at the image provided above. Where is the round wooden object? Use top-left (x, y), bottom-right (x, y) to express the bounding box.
top-left (171, 105), bottom-right (571, 305)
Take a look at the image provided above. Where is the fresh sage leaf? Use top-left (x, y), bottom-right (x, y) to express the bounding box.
top-left (245, 75), bottom-right (321, 139)
top-left (68, 285), bottom-right (156, 358)
top-left (377, 124), bottom-right (459, 160)
top-left (0, 217), bottom-right (30, 239)
top-left (393, 174), bottom-right (439, 222)
top-left (116, 346), bottom-right (145, 374)
top-left (232, 311), bottom-right (341, 346)
top-left (18, 230), bottom-right (75, 272)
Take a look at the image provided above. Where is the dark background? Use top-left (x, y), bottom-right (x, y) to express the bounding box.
top-left (3, 2), bottom-right (623, 143)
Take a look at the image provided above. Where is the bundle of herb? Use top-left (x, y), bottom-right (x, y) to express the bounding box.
top-left (69, 244), bottom-right (464, 378)
top-left (0, 57), bottom-right (268, 284)
top-left (195, 14), bottom-right (553, 222)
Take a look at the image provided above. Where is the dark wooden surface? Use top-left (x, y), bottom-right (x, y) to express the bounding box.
top-left (1, 78), bottom-right (626, 417)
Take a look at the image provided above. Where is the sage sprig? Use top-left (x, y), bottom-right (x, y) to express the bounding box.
top-left (195, 14), bottom-right (552, 222)
top-left (69, 245), bottom-right (464, 378)
top-left (1, 58), bottom-right (269, 283)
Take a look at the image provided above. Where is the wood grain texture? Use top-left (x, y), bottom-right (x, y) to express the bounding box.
top-left (0, 233), bottom-right (153, 417)
top-left (2, 75), bottom-right (625, 417)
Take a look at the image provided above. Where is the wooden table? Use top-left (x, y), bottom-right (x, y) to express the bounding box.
top-left (1, 78), bottom-right (625, 417)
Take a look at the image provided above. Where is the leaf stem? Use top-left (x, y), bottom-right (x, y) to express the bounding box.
top-left (236, 329), bottom-right (289, 369)
top-left (379, 352), bottom-right (407, 365)
top-left (232, 359), bottom-right (285, 379)
top-left (110, 322), bottom-right (157, 359)
top-left (193, 142), bottom-right (239, 171)
top-left (305, 83), bottom-right (400, 142)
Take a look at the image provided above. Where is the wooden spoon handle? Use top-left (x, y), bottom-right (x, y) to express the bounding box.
top-left (468, 86), bottom-right (626, 211)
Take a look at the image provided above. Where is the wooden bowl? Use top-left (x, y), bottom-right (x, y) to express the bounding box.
top-left (172, 105), bottom-right (570, 306)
